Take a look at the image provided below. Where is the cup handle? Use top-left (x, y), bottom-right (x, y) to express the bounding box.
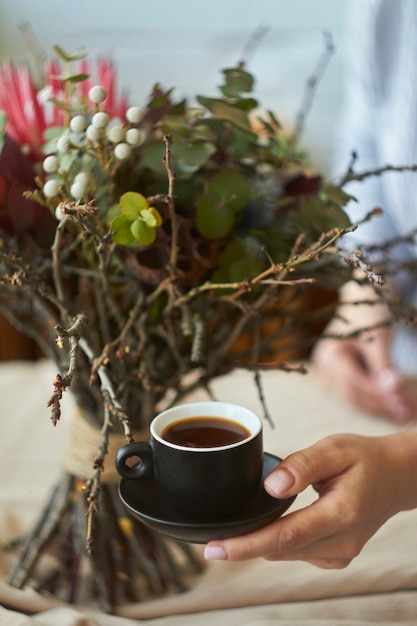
top-left (115, 441), bottom-right (154, 480)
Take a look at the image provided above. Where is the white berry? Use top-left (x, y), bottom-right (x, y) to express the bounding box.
top-left (70, 180), bottom-right (86, 200)
top-left (114, 143), bottom-right (132, 160)
top-left (88, 85), bottom-right (107, 104)
top-left (56, 134), bottom-right (70, 153)
top-left (92, 111), bottom-right (109, 129)
top-left (74, 172), bottom-right (90, 185)
top-left (42, 155), bottom-right (59, 173)
top-left (86, 124), bottom-right (101, 142)
top-left (43, 179), bottom-right (61, 198)
top-left (126, 106), bottom-right (143, 124)
top-left (69, 115), bottom-right (87, 133)
top-left (107, 125), bottom-right (125, 143)
top-left (55, 204), bottom-right (65, 221)
top-left (125, 128), bottom-right (143, 146)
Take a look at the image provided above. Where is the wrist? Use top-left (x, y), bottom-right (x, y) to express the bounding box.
top-left (383, 430), bottom-right (417, 512)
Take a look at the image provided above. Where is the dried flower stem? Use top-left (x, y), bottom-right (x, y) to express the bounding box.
top-left (339, 162), bottom-right (417, 187)
top-left (162, 134), bottom-right (179, 271)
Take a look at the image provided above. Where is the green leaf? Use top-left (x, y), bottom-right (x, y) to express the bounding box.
top-left (147, 87), bottom-right (174, 108)
top-left (131, 218), bottom-right (157, 245)
top-left (196, 96), bottom-right (253, 132)
top-left (197, 193), bottom-right (235, 238)
top-left (232, 97), bottom-right (258, 112)
top-left (322, 183), bottom-right (357, 207)
top-left (58, 152), bottom-right (78, 172)
top-left (64, 73), bottom-right (90, 84)
top-left (172, 141), bottom-right (217, 169)
top-left (162, 115), bottom-right (192, 141)
top-left (120, 192), bottom-right (149, 220)
top-left (43, 126), bottom-right (65, 141)
top-left (103, 203), bottom-right (121, 226)
top-left (192, 122), bottom-right (218, 142)
top-left (220, 67), bottom-right (254, 97)
top-left (266, 110), bottom-right (282, 130)
top-left (212, 240), bottom-right (264, 283)
top-left (140, 206), bottom-right (163, 228)
top-left (48, 98), bottom-right (74, 112)
top-left (300, 196), bottom-right (351, 233)
top-left (206, 170), bottom-right (251, 212)
top-left (140, 141), bottom-right (167, 175)
top-left (110, 215), bottom-right (136, 245)
top-left (228, 255), bottom-right (264, 282)
top-left (53, 45), bottom-right (88, 63)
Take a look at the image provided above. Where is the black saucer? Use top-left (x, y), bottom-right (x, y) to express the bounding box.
top-left (118, 452), bottom-right (296, 544)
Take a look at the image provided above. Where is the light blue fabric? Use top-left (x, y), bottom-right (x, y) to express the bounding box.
top-left (335, 0), bottom-right (417, 374)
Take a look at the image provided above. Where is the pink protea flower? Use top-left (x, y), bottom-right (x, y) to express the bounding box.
top-left (0, 61), bottom-right (48, 162)
top-left (0, 53), bottom-right (128, 241)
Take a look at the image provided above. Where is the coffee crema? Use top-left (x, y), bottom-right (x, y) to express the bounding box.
top-left (161, 416), bottom-right (251, 448)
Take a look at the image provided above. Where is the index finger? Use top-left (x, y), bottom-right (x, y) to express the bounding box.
top-left (204, 497), bottom-right (336, 561)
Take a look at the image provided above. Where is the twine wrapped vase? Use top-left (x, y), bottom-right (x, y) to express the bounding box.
top-left (8, 405), bottom-right (203, 610)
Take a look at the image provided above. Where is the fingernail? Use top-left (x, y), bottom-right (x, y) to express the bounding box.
top-left (204, 545), bottom-right (227, 560)
top-left (378, 368), bottom-right (401, 390)
top-left (264, 468), bottom-right (295, 497)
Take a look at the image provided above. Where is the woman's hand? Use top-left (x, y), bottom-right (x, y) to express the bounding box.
top-left (312, 280), bottom-right (417, 422)
top-left (204, 432), bottom-right (417, 568)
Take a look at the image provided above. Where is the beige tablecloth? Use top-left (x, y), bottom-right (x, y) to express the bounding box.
top-left (1, 360), bottom-right (416, 625)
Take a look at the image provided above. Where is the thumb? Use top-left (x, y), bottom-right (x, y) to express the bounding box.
top-left (264, 438), bottom-right (351, 499)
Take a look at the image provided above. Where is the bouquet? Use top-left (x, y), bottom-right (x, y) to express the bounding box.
top-left (0, 39), bottom-right (394, 610)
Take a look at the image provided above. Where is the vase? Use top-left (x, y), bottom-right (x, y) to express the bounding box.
top-left (8, 402), bottom-right (204, 612)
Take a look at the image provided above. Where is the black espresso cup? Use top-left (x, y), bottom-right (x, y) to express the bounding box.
top-left (115, 401), bottom-right (263, 521)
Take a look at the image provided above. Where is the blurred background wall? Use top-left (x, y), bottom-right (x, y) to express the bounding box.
top-left (0, 0), bottom-right (350, 359)
top-left (0, 0), bottom-right (350, 170)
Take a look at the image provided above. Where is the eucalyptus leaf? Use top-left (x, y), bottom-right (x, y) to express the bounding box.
top-left (64, 73), bottom-right (90, 84)
top-left (196, 96), bottom-right (253, 132)
top-left (141, 206), bottom-right (162, 228)
top-left (232, 97), bottom-right (258, 112)
top-left (300, 196), bottom-right (351, 233)
top-left (212, 240), bottom-right (264, 283)
top-left (140, 141), bottom-right (167, 175)
top-left (53, 45), bottom-right (88, 63)
top-left (205, 169), bottom-right (251, 212)
top-left (111, 214), bottom-right (136, 245)
top-left (48, 98), bottom-right (74, 112)
top-left (131, 218), bottom-right (157, 245)
top-left (172, 141), bottom-right (216, 168)
top-left (221, 67), bottom-right (254, 97)
top-left (104, 203), bottom-right (122, 226)
top-left (44, 126), bottom-right (65, 141)
top-left (197, 193), bottom-right (235, 238)
top-left (322, 183), bottom-right (357, 207)
top-left (162, 115), bottom-right (192, 141)
top-left (120, 192), bottom-right (149, 220)
top-left (58, 152), bottom-right (78, 172)
top-left (228, 255), bottom-right (264, 282)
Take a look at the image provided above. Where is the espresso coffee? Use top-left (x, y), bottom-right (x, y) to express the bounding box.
top-left (116, 401), bottom-right (263, 520)
top-left (161, 416), bottom-right (251, 448)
